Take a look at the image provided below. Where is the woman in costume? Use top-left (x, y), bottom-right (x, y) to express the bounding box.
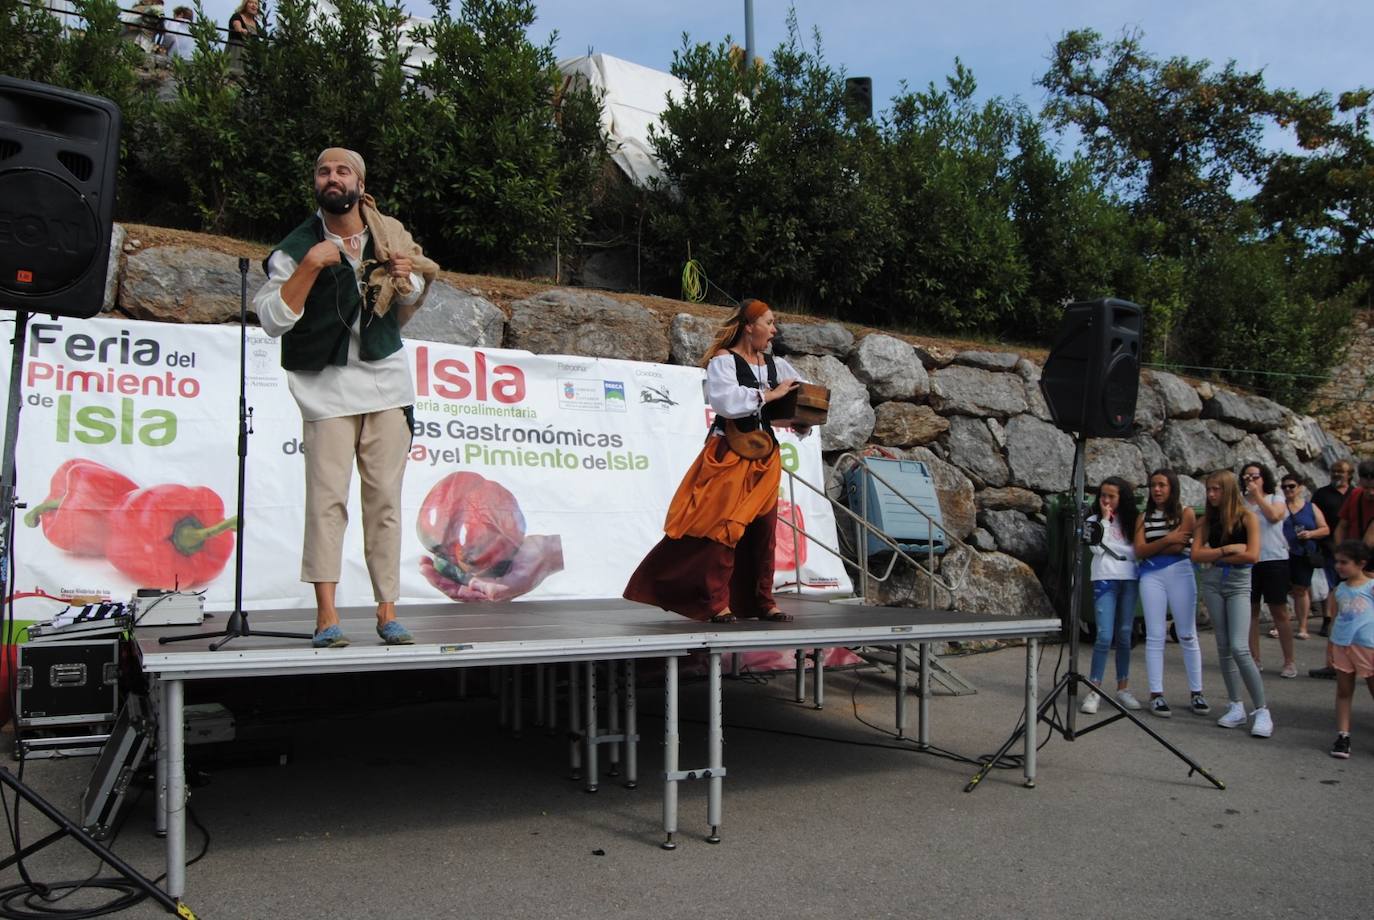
top-left (624, 299), bottom-right (811, 623)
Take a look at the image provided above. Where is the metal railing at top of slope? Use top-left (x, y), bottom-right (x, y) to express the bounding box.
top-left (775, 451), bottom-right (972, 610)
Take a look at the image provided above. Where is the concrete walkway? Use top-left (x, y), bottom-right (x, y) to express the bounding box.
top-left (3, 631), bottom-right (1371, 919)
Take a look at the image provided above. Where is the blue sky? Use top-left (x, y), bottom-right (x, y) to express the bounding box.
top-left (194, 1), bottom-right (1370, 122)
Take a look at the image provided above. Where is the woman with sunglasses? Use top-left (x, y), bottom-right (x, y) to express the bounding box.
top-left (1281, 474), bottom-right (1329, 642)
top-left (1241, 461), bottom-right (1298, 678)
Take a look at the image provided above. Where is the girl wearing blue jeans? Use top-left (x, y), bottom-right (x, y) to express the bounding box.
top-left (1193, 470), bottom-right (1270, 738)
top-left (1133, 468), bottom-right (1207, 718)
top-left (1082, 477), bottom-right (1141, 714)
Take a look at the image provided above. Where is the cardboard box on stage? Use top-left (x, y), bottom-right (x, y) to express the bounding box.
top-left (15, 638), bottom-right (121, 728)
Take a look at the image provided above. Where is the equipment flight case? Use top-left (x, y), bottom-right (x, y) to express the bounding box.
top-left (15, 638), bottom-right (121, 728)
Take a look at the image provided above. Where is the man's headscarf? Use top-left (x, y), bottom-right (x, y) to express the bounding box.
top-left (315, 147), bottom-right (366, 182)
top-left (312, 146), bottom-right (441, 318)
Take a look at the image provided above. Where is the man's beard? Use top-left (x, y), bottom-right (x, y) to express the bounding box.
top-left (316, 184), bottom-right (360, 214)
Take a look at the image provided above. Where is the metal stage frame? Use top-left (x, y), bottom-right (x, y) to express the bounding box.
top-left (135, 596), bottom-right (1060, 898)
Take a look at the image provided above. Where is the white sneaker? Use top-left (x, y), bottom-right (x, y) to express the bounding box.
top-left (1116, 690), bottom-right (1142, 711)
top-left (1217, 701), bottom-right (1247, 729)
top-left (1250, 707), bottom-right (1274, 738)
top-left (1080, 691), bottom-right (1101, 714)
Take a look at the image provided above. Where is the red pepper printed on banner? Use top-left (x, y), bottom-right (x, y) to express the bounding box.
top-left (24, 459), bottom-right (138, 556)
top-left (416, 472), bottom-right (526, 585)
top-left (774, 498), bottom-right (808, 571)
top-left (104, 485), bottom-right (237, 588)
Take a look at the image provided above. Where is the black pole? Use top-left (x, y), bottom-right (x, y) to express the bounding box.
top-left (160, 258), bottom-right (309, 648)
top-left (1, 313), bottom-right (30, 747)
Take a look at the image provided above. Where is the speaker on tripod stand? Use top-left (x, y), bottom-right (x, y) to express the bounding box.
top-left (966, 297), bottom-right (1223, 793)
top-left (0, 79), bottom-right (193, 915)
top-left (0, 76), bottom-right (121, 319)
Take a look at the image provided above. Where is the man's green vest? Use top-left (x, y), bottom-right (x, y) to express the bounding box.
top-left (266, 215), bottom-right (403, 371)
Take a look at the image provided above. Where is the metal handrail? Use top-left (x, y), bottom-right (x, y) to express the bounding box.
top-left (776, 451), bottom-right (973, 609)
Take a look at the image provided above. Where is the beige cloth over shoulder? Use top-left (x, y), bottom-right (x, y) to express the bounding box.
top-left (359, 194), bottom-right (440, 321)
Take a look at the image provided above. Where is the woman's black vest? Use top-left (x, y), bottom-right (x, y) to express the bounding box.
top-left (709, 352), bottom-right (778, 437)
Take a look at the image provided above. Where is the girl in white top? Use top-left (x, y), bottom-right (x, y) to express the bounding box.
top-left (1241, 461), bottom-right (1297, 677)
top-left (1081, 477), bottom-right (1142, 714)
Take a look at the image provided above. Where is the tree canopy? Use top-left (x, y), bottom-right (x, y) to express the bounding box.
top-left (3, 4), bottom-right (1369, 409)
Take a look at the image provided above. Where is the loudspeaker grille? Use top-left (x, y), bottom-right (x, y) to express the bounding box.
top-left (58, 149), bottom-right (93, 181)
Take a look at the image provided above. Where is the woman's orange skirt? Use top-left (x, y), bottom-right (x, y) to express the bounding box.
top-left (624, 437), bottom-right (781, 621)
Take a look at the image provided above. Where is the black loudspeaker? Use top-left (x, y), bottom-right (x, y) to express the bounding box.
top-left (1040, 298), bottom-right (1142, 438)
top-left (844, 77), bottom-right (873, 121)
top-left (0, 77), bottom-right (121, 319)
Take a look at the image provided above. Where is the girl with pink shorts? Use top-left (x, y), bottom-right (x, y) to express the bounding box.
top-left (1328, 540), bottom-right (1374, 759)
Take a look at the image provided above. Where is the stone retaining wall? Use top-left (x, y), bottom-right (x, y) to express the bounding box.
top-left (105, 231), bottom-right (1356, 619)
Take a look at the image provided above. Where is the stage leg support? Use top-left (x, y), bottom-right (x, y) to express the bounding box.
top-left (625, 660), bottom-right (638, 789)
top-left (546, 664), bottom-right (558, 735)
top-left (608, 663), bottom-right (621, 778)
top-left (811, 648), bottom-right (824, 709)
top-left (534, 664), bottom-right (545, 727)
top-left (793, 649), bottom-right (805, 703)
top-left (1025, 638), bottom-right (1038, 788)
top-left (706, 651), bottom-right (723, 844)
top-left (155, 679), bottom-right (168, 838)
top-left (662, 656), bottom-right (679, 850)
top-left (584, 661), bottom-right (599, 793)
top-left (894, 643), bottom-right (907, 740)
top-left (568, 662), bottom-right (582, 781)
top-left (498, 666), bottom-right (510, 728)
top-left (164, 678), bottom-right (186, 898)
top-left (918, 642), bottom-right (931, 750)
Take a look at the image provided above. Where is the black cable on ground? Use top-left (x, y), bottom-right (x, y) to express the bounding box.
top-left (0, 757), bottom-right (209, 918)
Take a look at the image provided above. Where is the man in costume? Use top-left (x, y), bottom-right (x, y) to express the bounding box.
top-left (256, 147), bottom-right (438, 647)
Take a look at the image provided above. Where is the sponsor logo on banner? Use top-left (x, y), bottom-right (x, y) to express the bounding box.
top-left (557, 377), bottom-right (606, 411)
top-left (603, 381), bottom-right (626, 411)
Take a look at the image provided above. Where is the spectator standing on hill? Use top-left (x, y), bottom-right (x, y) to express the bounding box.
top-left (227, 0), bottom-right (260, 71)
top-left (157, 6), bottom-right (195, 59)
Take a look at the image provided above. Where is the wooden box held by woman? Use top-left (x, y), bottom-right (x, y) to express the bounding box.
top-left (623, 299), bottom-right (814, 623)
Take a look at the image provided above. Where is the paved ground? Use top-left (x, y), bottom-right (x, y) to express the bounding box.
top-left (3, 631), bottom-right (1372, 919)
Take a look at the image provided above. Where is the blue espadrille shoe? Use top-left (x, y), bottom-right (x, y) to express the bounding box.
top-left (376, 620), bottom-right (414, 645)
top-left (312, 624), bottom-right (350, 648)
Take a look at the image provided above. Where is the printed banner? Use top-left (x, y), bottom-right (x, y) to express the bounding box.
top-left (0, 316), bottom-right (851, 612)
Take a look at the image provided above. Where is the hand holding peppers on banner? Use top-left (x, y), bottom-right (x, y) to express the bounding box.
top-left (416, 472), bottom-right (564, 602)
top-left (24, 458), bottom-right (237, 589)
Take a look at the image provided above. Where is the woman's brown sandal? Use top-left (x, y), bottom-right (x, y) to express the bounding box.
top-left (709, 612), bottom-right (737, 624)
top-left (760, 609), bottom-right (794, 622)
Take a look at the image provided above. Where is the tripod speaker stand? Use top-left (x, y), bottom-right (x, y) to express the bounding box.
top-left (965, 299), bottom-right (1223, 793)
top-left (160, 258), bottom-right (310, 651)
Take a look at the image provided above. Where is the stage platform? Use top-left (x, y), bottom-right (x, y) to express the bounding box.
top-left (136, 595), bottom-right (1060, 897)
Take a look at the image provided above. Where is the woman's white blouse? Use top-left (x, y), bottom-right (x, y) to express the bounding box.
top-left (704, 353), bottom-right (804, 419)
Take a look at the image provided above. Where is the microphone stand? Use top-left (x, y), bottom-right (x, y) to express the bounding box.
top-left (160, 258), bottom-right (310, 650)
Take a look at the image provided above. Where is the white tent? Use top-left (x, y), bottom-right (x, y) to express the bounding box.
top-left (557, 52), bottom-right (684, 188)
